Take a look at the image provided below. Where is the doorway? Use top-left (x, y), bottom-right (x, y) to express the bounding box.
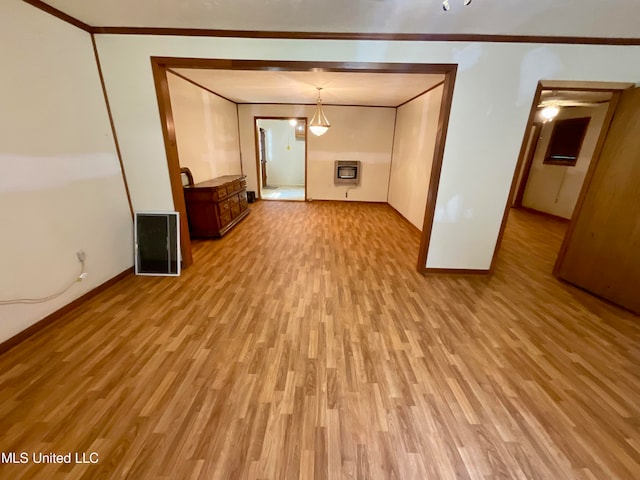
top-left (255, 117), bottom-right (307, 201)
top-left (512, 89), bottom-right (613, 221)
top-left (492, 80), bottom-right (639, 313)
top-left (151, 58), bottom-right (457, 270)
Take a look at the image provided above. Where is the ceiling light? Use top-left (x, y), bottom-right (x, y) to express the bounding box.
top-left (541, 105), bottom-right (560, 122)
top-left (443, 0), bottom-right (472, 11)
top-left (309, 88), bottom-right (330, 137)
top-left (289, 118), bottom-right (297, 126)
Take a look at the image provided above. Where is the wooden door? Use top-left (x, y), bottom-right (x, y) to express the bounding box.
top-left (554, 87), bottom-right (640, 314)
top-left (259, 128), bottom-right (267, 188)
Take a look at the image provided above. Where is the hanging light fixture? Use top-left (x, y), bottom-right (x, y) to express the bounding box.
top-left (442, 0), bottom-right (472, 11)
top-left (309, 87), bottom-right (330, 137)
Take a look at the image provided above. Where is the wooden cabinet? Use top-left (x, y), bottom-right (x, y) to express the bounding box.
top-left (183, 175), bottom-right (249, 238)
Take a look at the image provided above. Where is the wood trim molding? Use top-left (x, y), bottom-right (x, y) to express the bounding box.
top-left (303, 119), bottom-right (309, 202)
top-left (21, 0), bottom-right (92, 32)
top-left (253, 119), bottom-right (263, 200)
top-left (236, 104), bottom-right (244, 176)
top-left (92, 27), bottom-right (640, 46)
top-left (167, 69), bottom-right (237, 104)
top-left (416, 68), bottom-right (457, 273)
top-left (514, 206), bottom-right (570, 223)
top-left (150, 58), bottom-right (456, 75)
top-left (386, 110), bottom-right (399, 203)
top-left (0, 268), bottom-right (133, 357)
top-left (150, 59), bottom-right (194, 267)
top-left (513, 122), bottom-right (542, 208)
top-left (237, 102), bottom-right (397, 109)
top-left (16, 4), bottom-right (640, 46)
top-left (92, 35), bottom-right (134, 217)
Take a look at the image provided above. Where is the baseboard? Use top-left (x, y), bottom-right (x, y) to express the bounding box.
top-left (0, 267), bottom-right (134, 357)
top-left (515, 206), bottom-right (570, 223)
top-left (307, 199), bottom-right (387, 205)
top-left (422, 267), bottom-right (491, 275)
top-left (387, 204), bottom-right (422, 236)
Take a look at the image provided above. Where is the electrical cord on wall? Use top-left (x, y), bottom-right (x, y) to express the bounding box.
top-left (0, 256), bottom-right (87, 305)
top-left (345, 186), bottom-right (357, 198)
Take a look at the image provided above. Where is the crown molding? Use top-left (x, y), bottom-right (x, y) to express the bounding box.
top-left (19, 2), bottom-right (640, 46)
top-left (22, 0), bottom-right (92, 32)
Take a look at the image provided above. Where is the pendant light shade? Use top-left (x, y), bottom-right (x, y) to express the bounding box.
top-left (309, 88), bottom-right (330, 137)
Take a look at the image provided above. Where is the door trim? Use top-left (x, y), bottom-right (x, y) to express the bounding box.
top-left (489, 80), bottom-right (633, 273)
top-left (150, 60), bottom-right (193, 267)
top-left (513, 122), bottom-right (542, 208)
top-left (151, 57), bottom-right (456, 271)
top-left (253, 117), bottom-right (308, 202)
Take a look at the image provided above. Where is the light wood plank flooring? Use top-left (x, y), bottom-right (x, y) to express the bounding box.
top-left (1, 202), bottom-right (639, 479)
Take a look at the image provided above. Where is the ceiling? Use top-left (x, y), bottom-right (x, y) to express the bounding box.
top-left (41, 0), bottom-right (640, 38)
top-left (539, 90), bottom-right (613, 108)
top-left (170, 69), bottom-right (445, 107)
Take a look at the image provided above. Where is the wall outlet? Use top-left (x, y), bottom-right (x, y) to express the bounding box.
top-left (76, 250), bottom-right (86, 263)
top-left (78, 272), bottom-right (88, 281)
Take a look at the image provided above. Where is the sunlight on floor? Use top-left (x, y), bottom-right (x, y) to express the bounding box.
top-left (261, 185), bottom-right (305, 201)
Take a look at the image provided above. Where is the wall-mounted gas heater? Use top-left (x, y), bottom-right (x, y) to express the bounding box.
top-left (134, 211), bottom-right (180, 276)
top-left (334, 160), bottom-right (361, 186)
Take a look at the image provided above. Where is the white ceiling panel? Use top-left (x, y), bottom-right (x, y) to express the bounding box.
top-left (170, 69), bottom-right (446, 107)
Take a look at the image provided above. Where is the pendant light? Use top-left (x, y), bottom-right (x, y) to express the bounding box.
top-left (309, 87), bottom-right (330, 137)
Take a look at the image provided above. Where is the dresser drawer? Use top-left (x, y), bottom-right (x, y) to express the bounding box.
top-left (217, 199), bottom-right (230, 216)
top-left (220, 210), bottom-right (232, 226)
top-left (230, 180), bottom-right (241, 193)
top-left (230, 203), bottom-right (241, 218)
top-left (215, 186), bottom-right (228, 200)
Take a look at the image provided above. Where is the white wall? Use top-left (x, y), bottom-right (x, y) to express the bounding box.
top-left (522, 104), bottom-right (608, 219)
top-left (167, 72), bottom-right (241, 183)
top-left (94, 35), bottom-right (640, 270)
top-left (238, 104), bottom-right (395, 202)
top-left (258, 119), bottom-right (305, 186)
top-left (388, 84), bottom-right (444, 230)
top-left (0, 1), bottom-right (132, 343)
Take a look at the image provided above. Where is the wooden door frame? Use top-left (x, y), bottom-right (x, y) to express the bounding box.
top-left (258, 127), bottom-right (267, 191)
top-left (489, 80), bottom-right (634, 273)
top-left (150, 60), bottom-right (193, 267)
top-left (254, 117), bottom-right (308, 201)
top-left (150, 57), bottom-right (457, 272)
top-left (513, 122), bottom-right (542, 208)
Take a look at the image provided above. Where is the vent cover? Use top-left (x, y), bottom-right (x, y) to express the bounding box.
top-left (134, 212), bottom-right (181, 276)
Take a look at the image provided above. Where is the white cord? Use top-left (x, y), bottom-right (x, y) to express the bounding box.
top-left (0, 261), bottom-right (86, 305)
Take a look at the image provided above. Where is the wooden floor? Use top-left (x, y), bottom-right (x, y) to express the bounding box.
top-left (1, 203), bottom-right (639, 479)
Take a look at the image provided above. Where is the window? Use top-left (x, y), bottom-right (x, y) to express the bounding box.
top-left (544, 117), bottom-right (590, 166)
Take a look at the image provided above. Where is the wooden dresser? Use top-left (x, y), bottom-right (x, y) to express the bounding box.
top-left (183, 175), bottom-right (249, 238)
